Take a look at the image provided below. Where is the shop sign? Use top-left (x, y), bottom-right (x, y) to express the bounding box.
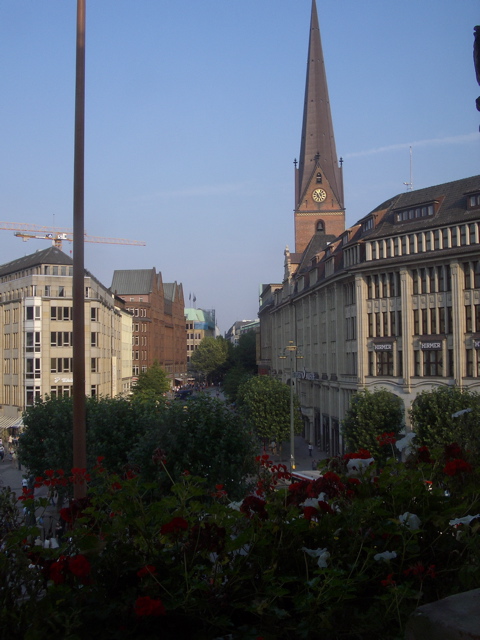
top-left (374, 343), bottom-right (393, 351)
top-left (420, 341), bottom-right (442, 350)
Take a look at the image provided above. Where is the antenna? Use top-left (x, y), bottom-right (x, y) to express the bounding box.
top-left (403, 146), bottom-right (413, 191)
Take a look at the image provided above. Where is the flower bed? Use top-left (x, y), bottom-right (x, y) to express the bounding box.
top-left (1, 437), bottom-right (480, 639)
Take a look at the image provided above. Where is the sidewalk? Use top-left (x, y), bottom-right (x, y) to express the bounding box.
top-left (259, 435), bottom-right (327, 477)
top-left (0, 455), bottom-right (26, 497)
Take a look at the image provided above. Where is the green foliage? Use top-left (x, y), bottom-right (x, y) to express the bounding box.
top-left (132, 394), bottom-right (256, 499)
top-left (341, 387), bottom-right (404, 458)
top-left (18, 395), bottom-right (164, 480)
top-left (4, 441), bottom-right (480, 638)
top-left (222, 366), bottom-right (252, 403)
top-left (410, 385), bottom-right (480, 454)
top-left (232, 330), bottom-right (257, 372)
top-left (131, 360), bottom-right (170, 399)
top-left (189, 336), bottom-right (229, 382)
top-left (222, 331), bottom-right (257, 402)
top-left (236, 375), bottom-right (302, 445)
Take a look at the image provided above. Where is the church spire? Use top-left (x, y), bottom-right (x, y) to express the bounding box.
top-left (294, 0), bottom-right (345, 254)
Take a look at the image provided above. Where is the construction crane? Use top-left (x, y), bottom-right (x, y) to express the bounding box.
top-left (0, 221), bottom-right (145, 250)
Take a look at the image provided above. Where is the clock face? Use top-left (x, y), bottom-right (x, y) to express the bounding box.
top-left (312, 188), bottom-right (327, 203)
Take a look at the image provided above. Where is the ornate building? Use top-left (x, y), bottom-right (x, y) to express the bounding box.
top-left (258, 0), bottom-right (480, 455)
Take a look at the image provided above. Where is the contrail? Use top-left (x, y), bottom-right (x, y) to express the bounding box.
top-left (345, 133), bottom-right (478, 159)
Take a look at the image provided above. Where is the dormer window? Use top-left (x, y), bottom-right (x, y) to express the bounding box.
top-left (467, 192), bottom-right (480, 210)
top-left (362, 217), bottom-right (374, 232)
top-left (395, 201), bottom-right (436, 222)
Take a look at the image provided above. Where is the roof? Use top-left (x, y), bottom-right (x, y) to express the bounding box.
top-left (364, 175), bottom-right (480, 240)
top-left (111, 269), bottom-right (156, 295)
top-left (0, 246), bottom-right (72, 277)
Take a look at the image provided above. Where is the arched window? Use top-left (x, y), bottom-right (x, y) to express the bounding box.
top-left (316, 172), bottom-right (322, 184)
top-left (316, 220), bottom-right (324, 232)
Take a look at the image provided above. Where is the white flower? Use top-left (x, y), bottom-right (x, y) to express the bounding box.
top-left (300, 492), bottom-right (328, 509)
top-left (374, 550), bottom-right (397, 562)
top-left (301, 547), bottom-right (330, 568)
top-left (399, 512), bottom-right (422, 530)
top-left (395, 432), bottom-right (416, 454)
top-left (227, 501), bottom-right (242, 511)
top-left (346, 457), bottom-right (374, 475)
top-left (449, 514), bottom-right (480, 526)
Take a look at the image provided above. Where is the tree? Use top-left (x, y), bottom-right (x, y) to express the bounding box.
top-left (232, 331), bottom-right (257, 373)
top-left (131, 361), bottom-right (170, 399)
top-left (131, 394), bottom-right (256, 498)
top-left (236, 375), bottom-right (302, 447)
top-left (189, 336), bottom-right (229, 383)
top-left (18, 395), bottom-right (164, 480)
top-left (409, 385), bottom-right (480, 454)
top-left (341, 388), bottom-right (404, 458)
top-left (223, 368), bottom-right (252, 404)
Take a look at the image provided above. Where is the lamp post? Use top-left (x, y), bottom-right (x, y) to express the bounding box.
top-left (279, 341), bottom-right (303, 471)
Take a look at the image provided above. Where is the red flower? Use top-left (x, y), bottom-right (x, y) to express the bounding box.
top-left (152, 448), bottom-right (167, 465)
top-left (161, 517), bottom-right (189, 535)
top-left (44, 469), bottom-right (55, 478)
top-left (318, 500), bottom-right (335, 514)
top-left (134, 596), bottom-right (166, 617)
top-left (444, 443), bottom-right (463, 460)
top-left (380, 573), bottom-right (396, 587)
top-left (343, 449), bottom-right (372, 461)
top-left (347, 477), bottom-right (361, 486)
top-left (303, 506), bottom-right (318, 521)
top-left (240, 495), bottom-right (268, 520)
top-left (137, 565), bottom-right (157, 579)
top-left (49, 556), bottom-right (68, 585)
top-left (417, 446), bottom-right (433, 464)
top-left (443, 459), bottom-right (472, 476)
top-left (376, 432), bottom-right (396, 447)
top-left (68, 554), bottom-right (91, 578)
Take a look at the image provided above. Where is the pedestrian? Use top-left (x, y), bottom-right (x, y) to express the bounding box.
top-left (312, 459), bottom-right (317, 470)
top-left (308, 442), bottom-right (313, 457)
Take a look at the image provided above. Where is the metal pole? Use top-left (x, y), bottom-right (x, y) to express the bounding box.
top-left (72, 0), bottom-right (86, 499)
top-left (290, 352), bottom-right (295, 471)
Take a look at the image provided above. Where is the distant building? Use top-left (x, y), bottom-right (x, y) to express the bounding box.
top-left (0, 247), bottom-right (131, 425)
top-left (185, 308), bottom-right (216, 364)
top-left (225, 319), bottom-right (259, 345)
top-left (111, 269), bottom-right (187, 386)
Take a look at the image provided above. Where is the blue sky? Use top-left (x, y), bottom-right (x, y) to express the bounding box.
top-left (0, 1), bottom-right (478, 333)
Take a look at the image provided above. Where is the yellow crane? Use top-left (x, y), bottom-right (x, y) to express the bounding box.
top-left (0, 221), bottom-right (145, 250)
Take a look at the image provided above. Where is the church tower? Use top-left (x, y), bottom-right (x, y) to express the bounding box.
top-left (294, 0), bottom-right (345, 254)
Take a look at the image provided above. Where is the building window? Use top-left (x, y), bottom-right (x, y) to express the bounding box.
top-left (26, 331), bottom-right (41, 352)
top-left (51, 332), bottom-right (73, 347)
top-left (51, 358), bottom-right (73, 373)
top-left (90, 385), bottom-right (97, 397)
top-left (50, 385), bottom-right (72, 398)
top-left (91, 307), bottom-right (98, 322)
top-left (91, 332), bottom-right (98, 347)
top-left (376, 351), bottom-right (394, 376)
top-left (423, 350), bottom-right (443, 377)
top-left (51, 306), bottom-right (72, 321)
top-left (58, 286), bottom-right (65, 297)
top-left (25, 358), bottom-right (41, 379)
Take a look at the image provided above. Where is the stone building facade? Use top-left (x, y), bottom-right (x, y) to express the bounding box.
top-left (0, 247), bottom-right (132, 422)
top-left (258, 0), bottom-right (480, 455)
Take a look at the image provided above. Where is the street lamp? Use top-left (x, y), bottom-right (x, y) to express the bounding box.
top-left (279, 341), bottom-right (303, 471)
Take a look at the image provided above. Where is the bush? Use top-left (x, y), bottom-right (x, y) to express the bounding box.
top-left (3, 434), bottom-right (480, 639)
